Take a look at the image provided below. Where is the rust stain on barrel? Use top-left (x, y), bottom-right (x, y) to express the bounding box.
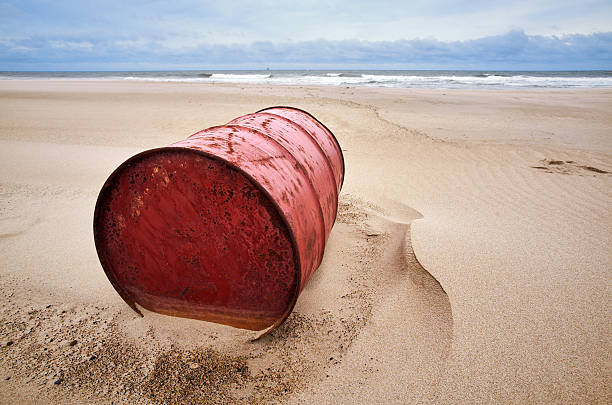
top-left (93, 107), bottom-right (344, 332)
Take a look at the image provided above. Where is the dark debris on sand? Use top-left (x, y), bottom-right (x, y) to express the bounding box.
top-left (532, 158), bottom-right (610, 175)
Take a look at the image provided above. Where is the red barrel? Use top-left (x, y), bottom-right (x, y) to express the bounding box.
top-left (93, 107), bottom-right (344, 332)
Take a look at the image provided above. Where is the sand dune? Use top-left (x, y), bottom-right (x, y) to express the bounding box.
top-left (0, 81), bottom-right (610, 404)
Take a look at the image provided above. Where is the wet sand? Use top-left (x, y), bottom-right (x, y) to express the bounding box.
top-left (0, 81), bottom-right (610, 404)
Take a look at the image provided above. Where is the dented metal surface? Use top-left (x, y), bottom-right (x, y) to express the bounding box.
top-left (93, 107), bottom-right (344, 332)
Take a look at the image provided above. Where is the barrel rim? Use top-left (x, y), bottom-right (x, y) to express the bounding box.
top-left (93, 145), bottom-right (301, 332)
top-left (256, 106), bottom-right (345, 190)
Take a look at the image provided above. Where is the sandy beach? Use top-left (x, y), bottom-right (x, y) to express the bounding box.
top-left (0, 80), bottom-right (610, 404)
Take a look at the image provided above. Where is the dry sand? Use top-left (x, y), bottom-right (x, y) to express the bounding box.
top-left (0, 80), bottom-right (610, 404)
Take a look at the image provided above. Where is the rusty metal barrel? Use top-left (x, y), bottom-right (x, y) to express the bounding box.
top-left (93, 107), bottom-right (344, 332)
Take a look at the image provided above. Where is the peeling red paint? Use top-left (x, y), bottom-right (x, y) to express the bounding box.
top-left (94, 107), bottom-right (344, 332)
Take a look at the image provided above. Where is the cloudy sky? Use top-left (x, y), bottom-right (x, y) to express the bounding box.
top-left (1, 0), bottom-right (611, 70)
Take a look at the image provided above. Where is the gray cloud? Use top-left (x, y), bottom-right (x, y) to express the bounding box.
top-left (2, 0), bottom-right (611, 69)
top-left (1, 30), bottom-right (611, 70)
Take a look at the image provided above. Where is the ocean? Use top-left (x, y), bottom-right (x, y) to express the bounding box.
top-left (1, 70), bottom-right (611, 89)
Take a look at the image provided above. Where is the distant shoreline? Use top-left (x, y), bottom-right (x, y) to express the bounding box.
top-left (1, 69), bottom-right (611, 89)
